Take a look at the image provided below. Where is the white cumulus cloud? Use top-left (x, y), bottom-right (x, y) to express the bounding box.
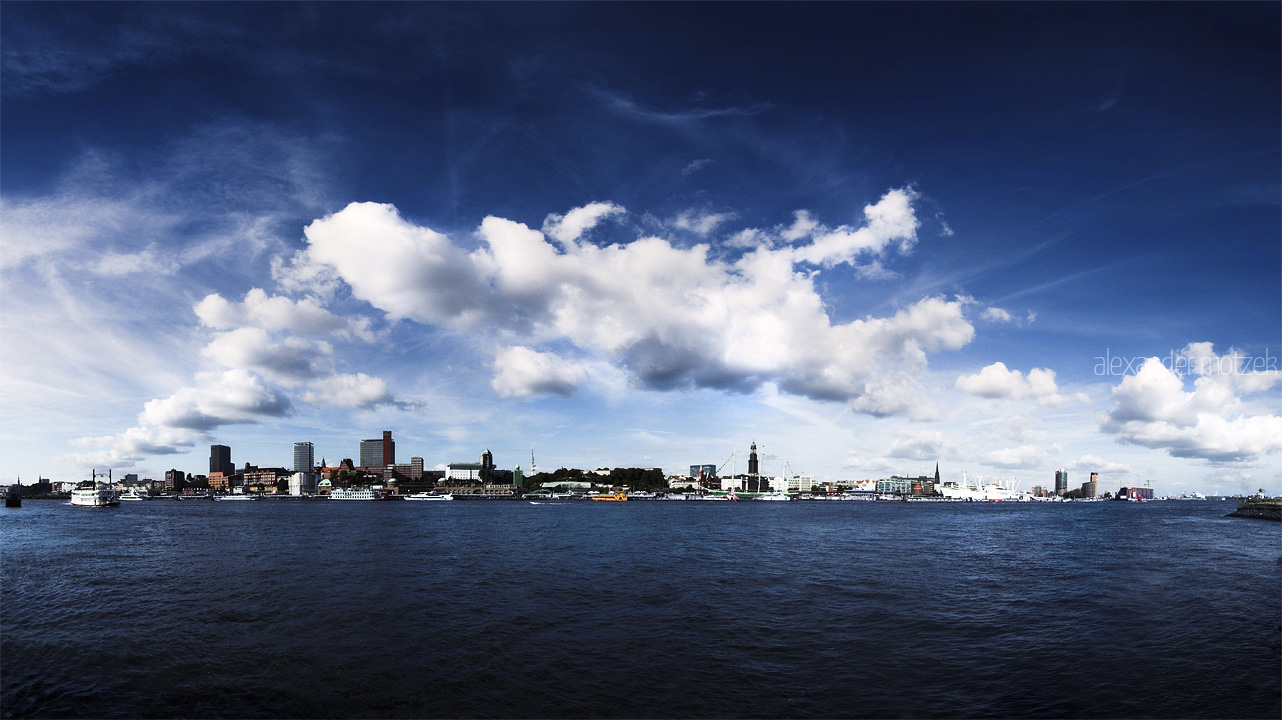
top-left (303, 372), bottom-right (392, 409)
top-left (1101, 346), bottom-right (1282, 464)
top-left (138, 369), bottom-right (293, 430)
top-left (541, 201), bottom-right (626, 246)
top-left (982, 307), bottom-right (1014, 323)
top-left (491, 346), bottom-right (590, 398)
top-left (202, 328), bottom-right (327, 387)
top-left (195, 288), bottom-right (377, 342)
top-left (292, 191), bottom-right (974, 419)
top-left (1070, 454), bottom-right (1131, 474)
top-left (983, 444), bottom-right (1058, 470)
top-left (956, 362), bottom-right (1067, 406)
top-left (674, 209), bottom-right (735, 237)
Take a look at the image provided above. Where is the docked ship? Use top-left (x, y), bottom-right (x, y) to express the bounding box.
top-left (71, 471), bottom-right (120, 507)
top-left (120, 488), bottom-right (151, 501)
top-left (754, 491), bottom-right (796, 501)
top-left (591, 492), bottom-right (628, 501)
top-left (214, 494), bottom-right (259, 501)
top-left (328, 487), bottom-right (382, 500)
top-left (937, 472), bottom-right (1032, 502)
top-left (404, 492), bottom-right (453, 501)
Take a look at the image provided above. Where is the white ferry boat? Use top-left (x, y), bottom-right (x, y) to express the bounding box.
top-left (119, 488), bottom-right (151, 501)
top-left (71, 471), bottom-right (120, 507)
top-left (214, 494), bottom-right (259, 501)
top-left (328, 487), bottom-right (382, 501)
top-left (404, 492), bottom-right (453, 501)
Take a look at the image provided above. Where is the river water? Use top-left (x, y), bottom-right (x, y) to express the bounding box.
top-left (2, 498), bottom-right (1278, 718)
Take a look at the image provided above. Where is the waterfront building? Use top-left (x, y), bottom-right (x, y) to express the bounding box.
top-left (164, 469), bottom-right (185, 491)
top-left (359, 431), bottom-right (395, 470)
top-left (210, 444), bottom-right (233, 476)
top-left (1055, 468), bottom-right (1069, 496)
top-left (448, 462), bottom-right (483, 483)
top-left (1119, 486), bottom-right (1155, 500)
top-left (289, 472), bottom-right (318, 496)
top-left (877, 477), bottom-right (912, 495)
top-left (208, 471), bottom-right (240, 492)
top-left (1082, 471), bottom-right (1099, 498)
top-left (788, 474), bottom-right (814, 493)
top-left (244, 466), bottom-right (290, 493)
top-left (411, 456), bottom-right (424, 480)
top-left (293, 442), bottom-right (314, 473)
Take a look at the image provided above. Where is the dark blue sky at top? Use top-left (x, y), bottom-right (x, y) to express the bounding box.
top-left (3, 2), bottom-right (1278, 380)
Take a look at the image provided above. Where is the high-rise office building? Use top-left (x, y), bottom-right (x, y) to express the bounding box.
top-left (690, 464), bottom-right (717, 480)
top-left (293, 442), bottom-right (315, 473)
top-left (359, 431), bottom-right (395, 470)
top-left (210, 445), bottom-right (233, 476)
top-left (1055, 468), bottom-right (1069, 496)
top-left (359, 438), bottom-right (382, 469)
top-left (1083, 471), bottom-right (1099, 498)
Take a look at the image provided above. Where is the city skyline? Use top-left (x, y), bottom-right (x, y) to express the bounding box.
top-left (1, 4), bottom-right (1278, 496)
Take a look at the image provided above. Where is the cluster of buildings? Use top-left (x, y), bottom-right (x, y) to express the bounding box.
top-left (189, 432), bottom-right (524, 496)
top-left (23, 430), bottom-right (1141, 501)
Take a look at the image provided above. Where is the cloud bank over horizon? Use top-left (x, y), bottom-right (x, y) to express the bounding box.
top-left (66, 193), bottom-right (1282, 476)
top-left (4, 3), bottom-right (1276, 492)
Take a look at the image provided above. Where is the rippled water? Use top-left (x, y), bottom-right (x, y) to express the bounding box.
top-left (2, 499), bottom-right (1278, 718)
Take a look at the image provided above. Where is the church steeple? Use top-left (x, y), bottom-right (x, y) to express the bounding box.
top-left (935, 462), bottom-right (940, 483)
top-left (748, 440), bottom-right (759, 476)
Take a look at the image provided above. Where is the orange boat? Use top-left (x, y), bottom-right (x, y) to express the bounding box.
top-left (591, 492), bottom-right (628, 502)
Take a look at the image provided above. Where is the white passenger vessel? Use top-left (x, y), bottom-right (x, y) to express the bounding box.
top-left (70, 470), bottom-right (120, 507)
top-left (328, 487), bottom-right (382, 500)
top-left (404, 492), bottom-right (453, 501)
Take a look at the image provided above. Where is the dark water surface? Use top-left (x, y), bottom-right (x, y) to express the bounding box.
top-left (2, 499), bottom-right (1278, 718)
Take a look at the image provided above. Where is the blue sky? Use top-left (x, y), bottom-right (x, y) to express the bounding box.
top-left (2, 2), bottom-right (1278, 495)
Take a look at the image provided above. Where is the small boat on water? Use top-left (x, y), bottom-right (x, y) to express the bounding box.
top-left (120, 488), bottom-right (151, 501)
top-left (71, 470), bottom-right (120, 507)
top-left (215, 494), bottom-right (259, 501)
top-left (591, 492), bottom-right (628, 502)
top-left (405, 492), bottom-right (453, 501)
